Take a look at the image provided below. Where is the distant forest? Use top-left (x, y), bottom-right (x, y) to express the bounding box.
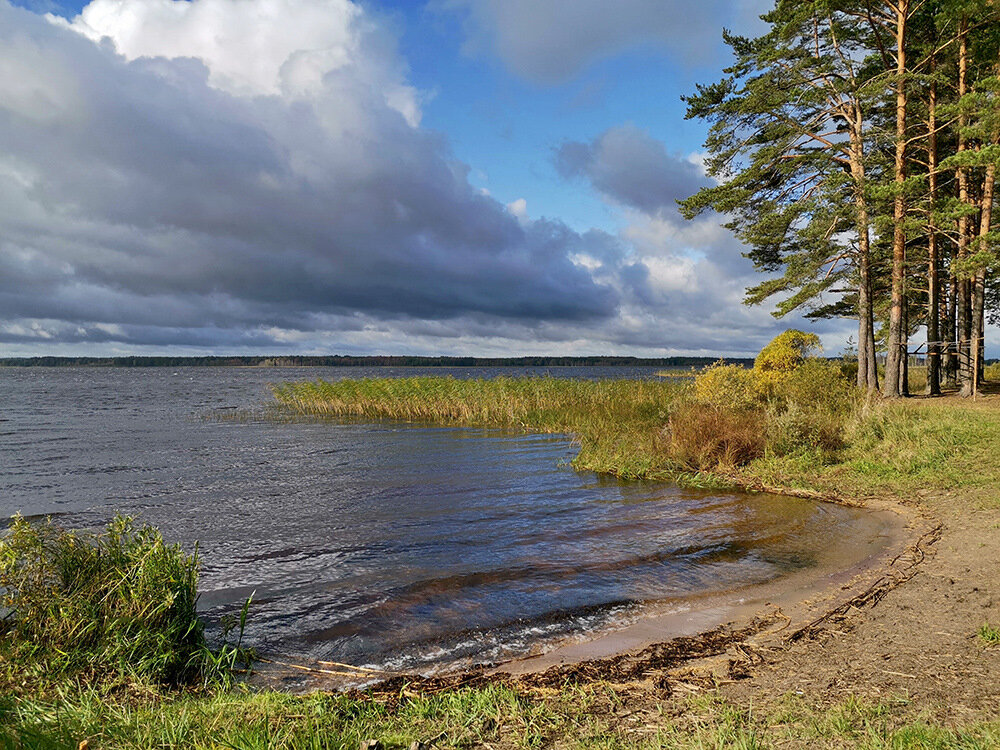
top-left (0, 355), bottom-right (754, 368)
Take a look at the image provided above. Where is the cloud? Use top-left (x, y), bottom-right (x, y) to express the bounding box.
top-left (0, 0), bottom-right (624, 352)
top-left (51, 0), bottom-right (423, 124)
top-left (437, 0), bottom-right (770, 84)
top-left (506, 198), bottom-right (527, 221)
top-left (550, 125), bottom-right (856, 356)
top-left (0, 0), bottom-right (859, 358)
top-left (555, 125), bottom-right (707, 218)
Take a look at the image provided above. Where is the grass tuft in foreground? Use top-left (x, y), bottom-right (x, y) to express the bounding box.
top-left (0, 515), bottom-right (251, 695)
top-left (4, 680), bottom-right (998, 749)
top-left (977, 623), bottom-right (1000, 646)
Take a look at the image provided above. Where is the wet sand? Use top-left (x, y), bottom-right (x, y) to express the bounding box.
top-left (497, 499), bottom-right (915, 676)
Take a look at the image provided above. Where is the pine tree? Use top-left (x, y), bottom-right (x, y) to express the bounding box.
top-left (681, 0), bottom-right (885, 389)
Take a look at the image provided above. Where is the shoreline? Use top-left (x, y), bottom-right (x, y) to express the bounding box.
top-left (498, 496), bottom-right (921, 678)
top-left (255, 491), bottom-right (926, 695)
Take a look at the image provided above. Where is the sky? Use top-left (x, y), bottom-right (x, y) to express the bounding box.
top-left (0, 0), bottom-right (963, 358)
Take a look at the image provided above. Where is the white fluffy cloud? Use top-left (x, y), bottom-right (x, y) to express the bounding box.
top-left (51, 0), bottom-right (422, 124)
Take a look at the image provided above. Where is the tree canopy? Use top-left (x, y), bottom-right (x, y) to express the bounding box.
top-left (684, 0), bottom-right (1000, 397)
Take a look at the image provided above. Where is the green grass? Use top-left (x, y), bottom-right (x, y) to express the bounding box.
top-left (656, 368), bottom-right (700, 379)
top-left (739, 398), bottom-right (1000, 504)
top-left (269, 369), bottom-right (860, 481)
top-left (977, 623), bottom-right (1000, 646)
top-left (269, 369), bottom-right (854, 486)
top-left (0, 515), bottom-right (252, 697)
top-left (4, 682), bottom-right (998, 749)
top-left (272, 373), bottom-right (1000, 505)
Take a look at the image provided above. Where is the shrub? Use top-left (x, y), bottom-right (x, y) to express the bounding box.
top-left (766, 402), bottom-right (846, 456)
top-left (754, 330), bottom-right (822, 374)
top-left (777, 358), bottom-right (856, 414)
top-left (0, 515), bottom-right (216, 687)
top-left (693, 362), bottom-right (768, 410)
top-left (677, 333), bottom-right (855, 469)
top-left (667, 401), bottom-right (767, 471)
top-left (764, 359), bottom-right (856, 457)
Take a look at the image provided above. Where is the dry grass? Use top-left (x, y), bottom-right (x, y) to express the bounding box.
top-left (272, 376), bottom-right (684, 479)
top-left (667, 402), bottom-right (767, 471)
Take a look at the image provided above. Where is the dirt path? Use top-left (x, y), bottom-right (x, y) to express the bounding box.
top-left (717, 494), bottom-right (1000, 724)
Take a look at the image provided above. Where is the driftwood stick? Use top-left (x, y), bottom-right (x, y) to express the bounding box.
top-left (256, 656), bottom-right (363, 677)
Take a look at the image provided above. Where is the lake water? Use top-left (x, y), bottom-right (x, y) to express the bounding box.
top-left (0, 366), bottom-right (889, 675)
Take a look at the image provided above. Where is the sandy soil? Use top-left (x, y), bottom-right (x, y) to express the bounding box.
top-left (718, 492), bottom-right (1000, 723)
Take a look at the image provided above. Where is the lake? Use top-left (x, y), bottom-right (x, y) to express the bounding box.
top-left (0, 366), bottom-right (891, 675)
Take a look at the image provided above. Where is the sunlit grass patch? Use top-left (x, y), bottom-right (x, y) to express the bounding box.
top-left (977, 623), bottom-right (1000, 646)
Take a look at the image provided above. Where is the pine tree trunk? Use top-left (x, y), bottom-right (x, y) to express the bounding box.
top-left (883, 0), bottom-right (909, 398)
top-left (850, 120), bottom-right (878, 391)
top-left (926, 63), bottom-right (941, 395)
top-left (902, 294), bottom-right (910, 396)
top-left (956, 18), bottom-right (975, 397)
top-left (944, 274), bottom-right (958, 387)
top-left (973, 159), bottom-right (996, 394)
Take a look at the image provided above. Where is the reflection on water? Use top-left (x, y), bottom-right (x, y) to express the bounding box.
top-left (0, 366), bottom-right (888, 672)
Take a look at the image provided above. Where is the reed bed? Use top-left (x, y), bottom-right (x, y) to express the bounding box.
top-left (272, 377), bottom-right (686, 479)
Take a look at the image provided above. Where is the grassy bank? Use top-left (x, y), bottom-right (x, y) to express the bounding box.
top-left (271, 365), bottom-right (1000, 507)
top-left (740, 396), bottom-right (1000, 505)
top-left (270, 366), bottom-right (856, 489)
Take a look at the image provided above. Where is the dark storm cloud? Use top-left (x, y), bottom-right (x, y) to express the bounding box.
top-left (438, 0), bottom-right (770, 84)
top-left (555, 125), bottom-right (709, 218)
top-left (0, 2), bottom-right (621, 349)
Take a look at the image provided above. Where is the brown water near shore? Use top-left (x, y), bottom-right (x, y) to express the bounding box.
top-left (499, 501), bottom-right (912, 676)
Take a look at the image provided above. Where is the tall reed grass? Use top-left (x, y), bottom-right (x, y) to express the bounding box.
top-left (272, 377), bottom-right (686, 478)
top-left (271, 364), bottom-right (857, 479)
top-left (272, 357), bottom-right (1000, 496)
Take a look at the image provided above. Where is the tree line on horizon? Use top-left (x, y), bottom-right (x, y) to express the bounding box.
top-left (0, 355), bottom-right (756, 369)
top-left (683, 0), bottom-right (1000, 397)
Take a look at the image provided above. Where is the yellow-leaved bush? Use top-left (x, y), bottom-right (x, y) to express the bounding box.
top-left (754, 330), bottom-right (822, 373)
top-left (692, 362), bottom-right (768, 410)
top-left (668, 330), bottom-right (855, 471)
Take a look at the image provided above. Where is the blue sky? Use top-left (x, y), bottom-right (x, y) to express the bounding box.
top-left (0, 0), bottom-right (909, 357)
top-left (380, 0), bottom-right (737, 234)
